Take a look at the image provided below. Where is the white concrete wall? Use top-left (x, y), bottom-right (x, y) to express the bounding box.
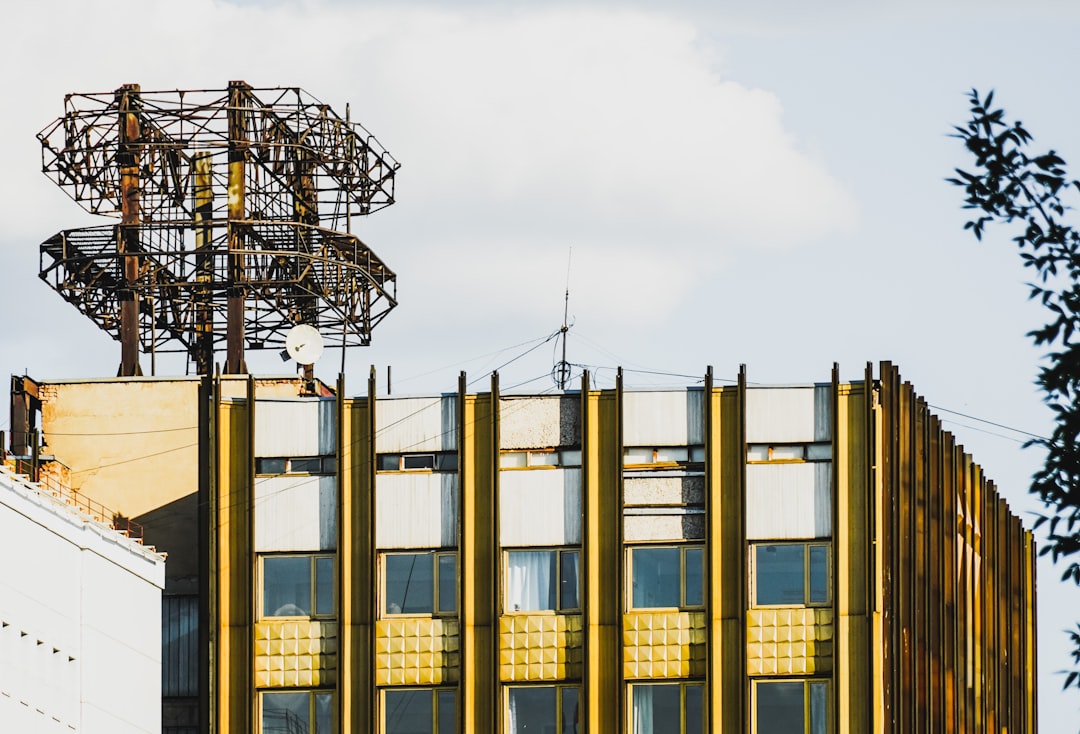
top-left (623, 389), bottom-right (704, 446)
top-left (499, 396), bottom-right (579, 449)
top-left (745, 385), bottom-right (832, 443)
top-left (746, 463), bottom-right (832, 539)
top-left (0, 467), bottom-right (164, 733)
top-left (375, 396), bottom-right (457, 453)
top-left (254, 399), bottom-right (336, 456)
top-left (254, 476), bottom-right (337, 552)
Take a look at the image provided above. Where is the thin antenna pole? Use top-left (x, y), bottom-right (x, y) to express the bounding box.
top-left (557, 247), bottom-right (572, 390)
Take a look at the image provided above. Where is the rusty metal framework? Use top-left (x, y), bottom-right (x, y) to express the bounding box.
top-left (38, 82), bottom-right (399, 375)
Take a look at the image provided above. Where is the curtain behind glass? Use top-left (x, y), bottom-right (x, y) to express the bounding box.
top-left (507, 551), bottom-right (555, 611)
top-left (631, 686), bottom-right (654, 734)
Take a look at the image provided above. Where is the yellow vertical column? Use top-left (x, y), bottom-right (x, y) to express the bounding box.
top-left (340, 371), bottom-right (376, 731)
top-left (583, 371), bottom-right (621, 732)
top-left (215, 377), bottom-right (252, 732)
top-left (835, 376), bottom-right (870, 733)
top-left (706, 369), bottom-right (744, 732)
top-left (461, 374), bottom-right (497, 732)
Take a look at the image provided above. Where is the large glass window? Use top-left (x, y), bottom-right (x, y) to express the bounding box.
top-left (629, 546), bottom-right (704, 609)
top-left (377, 452), bottom-right (458, 472)
top-left (382, 551), bottom-right (457, 616)
top-left (753, 543), bottom-right (830, 607)
top-left (383, 688), bottom-right (455, 734)
top-left (505, 549), bottom-right (580, 612)
top-left (754, 679), bottom-right (828, 734)
top-left (256, 456), bottom-right (337, 475)
top-left (630, 682), bottom-right (703, 734)
top-left (261, 690), bottom-right (333, 733)
top-left (262, 554), bottom-right (334, 618)
top-left (506, 685), bottom-right (579, 734)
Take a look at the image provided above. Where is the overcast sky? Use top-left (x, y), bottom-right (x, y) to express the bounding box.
top-left (3, 0), bottom-right (1079, 723)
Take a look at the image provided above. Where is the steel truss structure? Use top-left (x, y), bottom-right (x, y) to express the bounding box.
top-left (38, 82), bottom-right (399, 375)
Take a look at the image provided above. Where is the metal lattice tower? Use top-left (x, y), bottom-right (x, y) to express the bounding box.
top-left (37, 82), bottom-right (399, 376)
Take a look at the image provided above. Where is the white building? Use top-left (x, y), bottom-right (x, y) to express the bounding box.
top-left (0, 464), bottom-right (165, 733)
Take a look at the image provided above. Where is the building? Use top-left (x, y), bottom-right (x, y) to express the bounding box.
top-left (0, 462), bottom-right (166, 733)
top-left (7, 361), bottom-right (1037, 733)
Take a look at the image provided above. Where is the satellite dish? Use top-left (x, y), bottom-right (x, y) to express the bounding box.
top-left (285, 324), bottom-right (324, 365)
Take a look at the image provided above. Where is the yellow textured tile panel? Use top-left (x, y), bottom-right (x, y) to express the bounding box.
top-left (254, 620), bottom-right (338, 688)
top-left (498, 614), bottom-right (584, 682)
top-left (746, 607), bottom-right (833, 676)
top-left (374, 617), bottom-right (461, 686)
top-left (622, 611), bottom-right (706, 680)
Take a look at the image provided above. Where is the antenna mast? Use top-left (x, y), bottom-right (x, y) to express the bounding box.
top-left (553, 248), bottom-right (572, 389)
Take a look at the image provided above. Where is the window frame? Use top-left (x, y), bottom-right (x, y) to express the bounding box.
top-left (255, 455), bottom-right (337, 475)
top-left (623, 445), bottom-right (705, 468)
top-left (626, 544), bottom-right (705, 611)
top-left (376, 451), bottom-right (458, 473)
top-left (504, 684), bottom-right (580, 734)
top-left (259, 688), bottom-right (335, 734)
top-left (499, 448), bottom-right (582, 469)
top-left (746, 442), bottom-right (831, 464)
top-left (751, 678), bottom-right (830, 734)
top-left (502, 547), bottom-right (581, 614)
top-left (750, 541), bottom-right (831, 608)
top-left (379, 550), bottom-right (458, 618)
top-left (381, 686), bottom-right (455, 734)
top-left (627, 681), bottom-right (705, 734)
top-left (258, 553), bottom-right (335, 620)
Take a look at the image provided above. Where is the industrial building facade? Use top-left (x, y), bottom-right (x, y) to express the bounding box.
top-left (8, 362), bottom-right (1037, 733)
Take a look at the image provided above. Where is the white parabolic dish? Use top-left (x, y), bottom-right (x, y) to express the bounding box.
top-left (285, 324), bottom-right (324, 365)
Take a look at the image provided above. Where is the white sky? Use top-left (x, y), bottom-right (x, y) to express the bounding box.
top-left (2, 0), bottom-right (1078, 723)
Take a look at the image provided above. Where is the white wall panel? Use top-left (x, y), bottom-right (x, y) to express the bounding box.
top-left (254, 476), bottom-right (336, 552)
top-left (746, 463), bottom-right (832, 539)
top-left (623, 390), bottom-right (704, 446)
top-left (376, 473), bottom-right (458, 548)
top-left (376, 396), bottom-right (456, 453)
top-left (745, 386), bottom-right (831, 443)
top-left (623, 474), bottom-right (705, 506)
top-left (254, 399), bottom-right (335, 457)
top-left (500, 469), bottom-right (582, 546)
top-left (500, 396), bottom-right (579, 449)
top-left (624, 513), bottom-right (705, 542)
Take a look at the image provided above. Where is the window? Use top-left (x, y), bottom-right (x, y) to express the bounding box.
top-left (506, 685), bottom-right (579, 734)
top-left (754, 679), bottom-right (828, 734)
top-left (261, 690), bottom-right (333, 734)
top-left (628, 546), bottom-right (703, 609)
top-left (623, 446), bottom-right (705, 467)
top-left (505, 549), bottom-right (580, 612)
top-left (752, 543), bottom-right (830, 607)
top-left (256, 455), bottom-right (337, 475)
top-left (629, 682), bottom-right (703, 734)
top-left (383, 688), bottom-right (455, 734)
top-left (500, 449), bottom-right (582, 469)
top-left (382, 552), bottom-right (457, 616)
top-left (377, 452), bottom-right (458, 472)
top-left (746, 443), bottom-right (831, 463)
top-left (261, 554), bottom-right (334, 618)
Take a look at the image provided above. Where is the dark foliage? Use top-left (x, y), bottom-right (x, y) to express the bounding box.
top-left (949, 89), bottom-right (1080, 688)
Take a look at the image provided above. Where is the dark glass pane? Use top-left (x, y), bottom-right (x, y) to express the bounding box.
top-left (437, 452), bottom-right (458, 471)
top-left (378, 454), bottom-right (400, 471)
top-left (632, 547), bottom-right (680, 608)
top-left (438, 555), bottom-right (457, 614)
top-left (321, 456), bottom-right (338, 474)
top-left (560, 550), bottom-right (580, 610)
top-left (684, 548), bottom-right (703, 607)
top-left (755, 545), bottom-right (805, 606)
top-left (291, 457), bottom-right (323, 473)
top-left (256, 457), bottom-right (287, 475)
top-left (264, 556), bottom-right (311, 616)
top-left (314, 692), bottom-right (333, 734)
top-left (386, 554), bottom-right (435, 614)
top-left (263, 691), bottom-right (309, 734)
top-left (756, 681), bottom-right (804, 734)
top-left (561, 688), bottom-right (580, 734)
top-left (508, 687), bottom-right (556, 733)
top-left (385, 689), bottom-right (432, 734)
top-left (632, 685), bottom-right (680, 733)
top-left (809, 681), bottom-right (827, 734)
top-left (685, 684), bottom-right (704, 734)
top-left (809, 546), bottom-right (828, 604)
top-left (403, 454), bottom-right (436, 470)
top-left (437, 690), bottom-right (455, 734)
top-left (506, 551), bottom-right (556, 611)
top-left (315, 556), bottom-right (334, 616)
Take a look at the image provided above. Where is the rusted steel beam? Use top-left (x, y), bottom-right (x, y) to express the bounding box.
top-left (116, 83), bottom-right (143, 376)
